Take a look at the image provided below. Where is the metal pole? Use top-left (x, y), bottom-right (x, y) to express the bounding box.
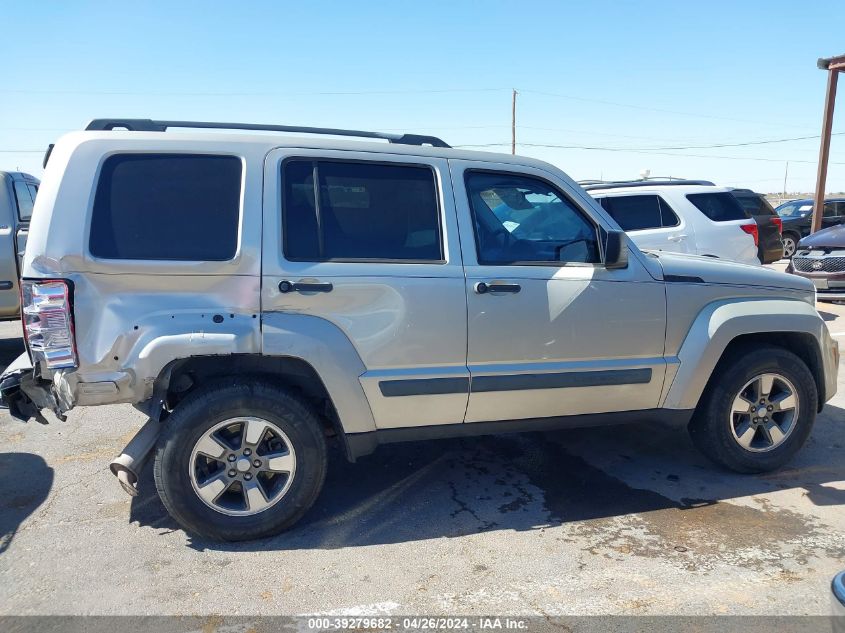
top-left (511, 89), bottom-right (517, 155)
top-left (783, 161), bottom-right (788, 197)
top-left (812, 69), bottom-right (838, 234)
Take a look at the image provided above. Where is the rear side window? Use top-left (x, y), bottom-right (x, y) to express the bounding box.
top-left (90, 154), bottom-right (242, 260)
top-left (686, 192), bottom-right (747, 222)
top-left (282, 159), bottom-right (442, 262)
top-left (13, 181), bottom-right (35, 221)
top-left (598, 195), bottom-right (679, 231)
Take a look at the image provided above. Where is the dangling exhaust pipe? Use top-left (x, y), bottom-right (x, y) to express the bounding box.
top-left (109, 418), bottom-right (161, 497)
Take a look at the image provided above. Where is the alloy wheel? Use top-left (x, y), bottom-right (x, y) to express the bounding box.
top-left (782, 236), bottom-right (796, 259)
top-left (729, 373), bottom-right (799, 453)
top-left (189, 417), bottom-right (297, 516)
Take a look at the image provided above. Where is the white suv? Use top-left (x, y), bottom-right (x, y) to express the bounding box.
top-left (586, 181), bottom-right (761, 265)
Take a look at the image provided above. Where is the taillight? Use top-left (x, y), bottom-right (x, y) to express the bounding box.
top-left (21, 279), bottom-right (78, 370)
top-left (772, 217), bottom-right (783, 233)
top-left (740, 223), bottom-right (759, 247)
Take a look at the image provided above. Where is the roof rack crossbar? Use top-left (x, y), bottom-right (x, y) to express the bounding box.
top-left (84, 119), bottom-right (451, 148)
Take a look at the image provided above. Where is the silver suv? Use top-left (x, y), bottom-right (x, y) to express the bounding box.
top-left (0, 119), bottom-right (839, 541)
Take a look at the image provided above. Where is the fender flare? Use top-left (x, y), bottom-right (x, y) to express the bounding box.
top-left (260, 312), bottom-right (377, 436)
top-left (663, 298), bottom-right (828, 410)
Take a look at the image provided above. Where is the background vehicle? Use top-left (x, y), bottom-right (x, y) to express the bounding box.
top-left (585, 180), bottom-right (761, 265)
top-left (834, 571), bottom-right (845, 633)
top-left (730, 188), bottom-right (784, 264)
top-left (0, 172), bottom-right (38, 319)
top-left (787, 223), bottom-right (845, 301)
top-left (776, 198), bottom-right (845, 258)
top-left (0, 120), bottom-right (837, 541)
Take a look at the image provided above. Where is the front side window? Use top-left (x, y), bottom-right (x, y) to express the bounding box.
top-left (465, 171), bottom-right (599, 265)
top-left (686, 192), bottom-right (747, 222)
top-left (13, 181), bottom-right (34, 221)
top-left (823, 202), bottom-right (837, 218)
top-left (599, 194), bottom-right (679, 231)
top-left (90, 154), bottom-right (242, 260)
top-left (283, 159), bottom-right (442, 261)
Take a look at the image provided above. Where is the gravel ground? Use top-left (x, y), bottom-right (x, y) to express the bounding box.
top-left (0, 299), bottom-right (843, 617)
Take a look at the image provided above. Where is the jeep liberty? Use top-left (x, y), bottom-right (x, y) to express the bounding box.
top-left (0, 119), bottom-right (838, 541)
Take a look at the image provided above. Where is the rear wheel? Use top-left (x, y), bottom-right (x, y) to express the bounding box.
top-left (154, 379), bottom-right (327, 541)
top-left (688, 345), bottom-right (817, 473)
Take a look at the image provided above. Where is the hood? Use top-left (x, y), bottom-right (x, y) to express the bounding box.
top-left (647, 250), bottom-right (813, 293)
top-left (798, 224), bottom-right (845, 249)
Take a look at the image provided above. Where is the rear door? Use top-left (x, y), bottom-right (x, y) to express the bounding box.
top-left (596, 193), bottom-right (694, 254)
top-left (261, 149), bottom-right (469, 429)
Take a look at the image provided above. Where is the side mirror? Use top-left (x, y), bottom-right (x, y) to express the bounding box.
top-left (604, 229), bottom-right (628, 270)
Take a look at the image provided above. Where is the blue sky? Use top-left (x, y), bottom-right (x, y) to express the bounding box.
top-left (2, 0), bottom-right (844, 192)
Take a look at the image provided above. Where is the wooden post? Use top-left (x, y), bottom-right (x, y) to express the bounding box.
top-left (812, 68), bottom-right (839, 233)
top-left (511, 89), bottom-right (517, 155)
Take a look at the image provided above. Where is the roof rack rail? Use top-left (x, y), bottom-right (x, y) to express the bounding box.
top-left (582, 179), bottom-right (715, 191)
top-left (84, 119), bottom-right (451, 148)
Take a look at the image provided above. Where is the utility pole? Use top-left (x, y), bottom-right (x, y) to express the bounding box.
top-left (783, 161), bottom-right (789, 197)
top-left (511, 89), bottom-right (517, 155)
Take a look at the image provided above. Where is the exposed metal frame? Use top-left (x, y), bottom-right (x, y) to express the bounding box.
top-left (84, 119), bottom-right (451, 148)
top-left (812, 54), bottom-right (845, 234)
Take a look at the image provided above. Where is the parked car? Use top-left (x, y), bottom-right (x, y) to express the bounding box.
top-left (776, 198), bottom-right (845, 258)
top-left (0, 119), bottom-right (838, 541)
top-left (787, 223), bottom-right (845, 301)
top-left (585, 180), bottom-right (761, 265)
top-left (729, 188), bottom-right (784, 264)
top-left (0, 171), bottom-right (38, 319)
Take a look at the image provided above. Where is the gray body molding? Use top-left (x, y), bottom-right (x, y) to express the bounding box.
top-left (664, 298), bottom-right (836, 410)
top-left (261, 312), bottom-right (377, 435)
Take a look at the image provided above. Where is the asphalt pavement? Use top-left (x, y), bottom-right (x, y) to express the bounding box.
top-left (0, 301), bottom-right (843, 616)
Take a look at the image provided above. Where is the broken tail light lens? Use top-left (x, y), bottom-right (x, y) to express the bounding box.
top-left (740, 222), bottom-right (759, 247)
top-left (21, 279), bottom-right (78, 370)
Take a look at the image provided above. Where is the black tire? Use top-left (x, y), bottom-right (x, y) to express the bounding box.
top-left (688, 344), bottom-right (817, 473)
top-left (153, 378), bottom-right (327, 541)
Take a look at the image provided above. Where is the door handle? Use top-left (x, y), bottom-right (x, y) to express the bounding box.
top-left (278, 280), bottom-right (333, 294)
top-left (667, 234), bottom-right (688, 242)
top-left (475, 281), bottom-right (521, 294)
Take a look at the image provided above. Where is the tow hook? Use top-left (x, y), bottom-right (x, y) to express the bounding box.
top-left (109, 418), bottom-right (161, 497)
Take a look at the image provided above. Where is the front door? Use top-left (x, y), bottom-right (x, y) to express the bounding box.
top-left (261, 149), bottom-right (469, 429)
top-left (449, 160), bottom-right (668, 424)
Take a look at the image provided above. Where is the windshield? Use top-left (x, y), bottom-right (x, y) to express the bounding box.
top-left (776, 202), bottom-right (813, 218)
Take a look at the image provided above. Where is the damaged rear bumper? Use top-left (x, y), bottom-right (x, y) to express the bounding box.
top-left (0, 352), bottom-right (67, 423)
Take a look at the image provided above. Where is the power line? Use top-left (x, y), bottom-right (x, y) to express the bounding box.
top-left (517, 88), bottom-right (817, 130)
top-left (452, 142), bottom-right (845, 165)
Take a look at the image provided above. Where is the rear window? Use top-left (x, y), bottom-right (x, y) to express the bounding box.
top-left (282, 159), bottom-right (442, 262)
top-left (90, 154), bottom-right (242, 260)
top-left (686, 192), bottom-right (747, 222)
top-left (598, 195), bottom-right (679, 231)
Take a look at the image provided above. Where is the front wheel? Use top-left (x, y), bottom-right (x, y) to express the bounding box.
top-left (781, 233), bottom-right (799, 259)
top-left (154, 379), bottom-right (327, 541)
top-left (688, 345), bottom-right (817, 473)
